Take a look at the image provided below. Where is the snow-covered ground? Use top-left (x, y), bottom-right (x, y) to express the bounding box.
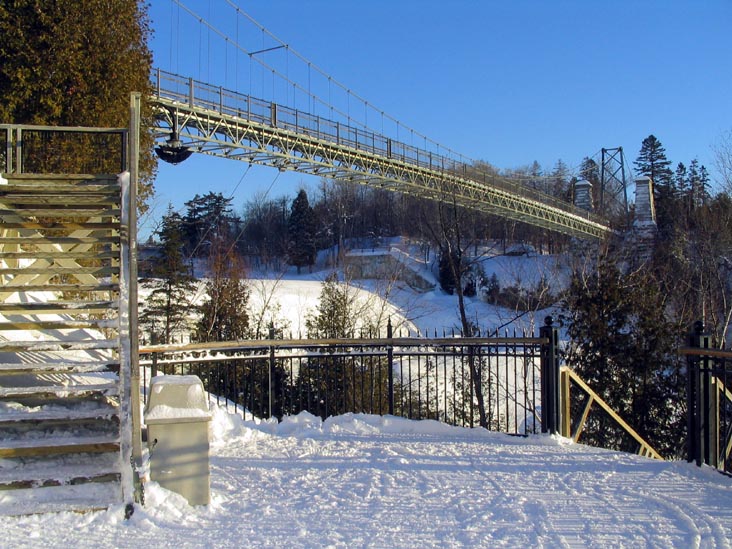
top-left (5, 253), bottom-right (731, 546)
top-left (3, 403), bottom-right (732, 548)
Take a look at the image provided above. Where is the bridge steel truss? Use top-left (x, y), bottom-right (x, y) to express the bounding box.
top-left (151, 69), bottom-right (612, 240)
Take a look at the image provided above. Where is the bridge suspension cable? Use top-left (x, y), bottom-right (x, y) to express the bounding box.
top-left (169, 0), bottom-right (472, 170)
top-left (166, 0), bottom-right (617, 200)
top-left (155, 3), bottom-right (614, 239)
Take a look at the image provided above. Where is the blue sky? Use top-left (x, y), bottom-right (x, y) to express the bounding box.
top-left (143, 0), bottom-right (731, 236)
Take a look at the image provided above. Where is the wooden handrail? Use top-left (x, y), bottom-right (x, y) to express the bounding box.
top-left (679, 347), bottom-right (732, 359)
top-left (139, 336), bottom-right (548, 355)
top-left (560, 366), bottom-right (663, 460)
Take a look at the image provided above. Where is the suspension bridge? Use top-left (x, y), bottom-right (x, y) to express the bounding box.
top-left (147, 2), bottom-right (617, 240)
top-left (150, 70), bottom-right (612, 240)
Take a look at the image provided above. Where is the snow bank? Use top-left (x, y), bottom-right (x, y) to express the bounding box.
top-left (4, 399), bottom-right (732, 547)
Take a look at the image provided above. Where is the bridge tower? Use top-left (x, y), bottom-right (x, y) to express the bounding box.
top-left (600, 147), bottom-right (630, 226)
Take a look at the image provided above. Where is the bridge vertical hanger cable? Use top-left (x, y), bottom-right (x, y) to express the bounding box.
top-left (198, 12), bottom-right (202, 80)
top-left (166, 163), bottom-right (257, 337)
top-left (166, 1), bottom-right (613, 226)
top-left (207, 0), bottom-right (211, 83)
top-left (168, 0), bottom-right (179, 74)
top-left (175, 0), bottom-right (463, 164)
top-left (175, 1), bottom-right (181, 74)
top-left (175, 0), bottom-right (593, 199)
top-left (261, 28), bottom-right (265, 99)
top-left (236, 10), bottom-right (240, 91)
top-left (217, 0), bottom-right (470, 164)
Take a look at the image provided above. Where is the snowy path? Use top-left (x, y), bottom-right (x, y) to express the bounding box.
top-left (3, 410), bottom-right (732, 548)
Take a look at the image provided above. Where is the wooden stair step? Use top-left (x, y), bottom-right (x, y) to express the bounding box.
top-left (0, 319), bottom-right (118, 331)
top-left (0, 471), bottom-right (121, 490)
top-left (0, 236), bottom-right (120, 245)
top-left (0, 194), bottom-right (119, 205)
top-left (0, 221), bottom-right (120, 230)
top-left (0, 184), bottom-right (120, 195)
top-left (0, 361), bottom-right (119, 375)
top-left (0, 283), bottom-right (119, 293)
top-left (0, 207), bottom-right (121, 217)
top-left (0, 265), bottom-right (119, 276)
top-left (0, 449), bottom-right (120, 490)
top-left (0, 434), bottom-right (120, 458)
top-left (0, 250), bottom-right (118, 260)
top-left (0, 382), bottom-right (119, 399)
top-left (0, 339), bottom-right (118, 352)
top-left (0, 482), bottom-right (122, 515)
top-left (0, 301), bottom-right (118, 313)
top-left (4, 174), bottom-right (119, 183)
top-left (0, 406), bottom-right (118, 426)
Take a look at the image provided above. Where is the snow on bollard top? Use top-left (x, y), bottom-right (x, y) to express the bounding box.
top-left (145, 375), bottom-right (211, 423)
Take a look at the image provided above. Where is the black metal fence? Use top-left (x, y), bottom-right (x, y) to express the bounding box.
top-left (1, 124), bottom-right (127, 175)
top-left (140, 323), bottom-right (555, 435)
top-left (684, 322), bottom-right (732, 474)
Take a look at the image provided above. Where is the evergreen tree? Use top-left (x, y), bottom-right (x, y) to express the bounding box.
top-left (687, 159), bottom-right (710, 209)
top-left (674, 162), bottom-right (692, 220)
top-left (549, 159), bottom-right (572, 200)
top-left (197, 238), bottom-right (250, 342)
top-left (0, 1), bottom-right (156, 209)
top-left (305, 273), bottom-right (357, 339)
top-left (183, 192), bottom-right (237, 257)
top-left (288, 189), bottom-right (317, 274)
top-left (634, 135), bottom-right (673, 188)
top-left (298, 273), bottom-right (360, 418)
top-left (634, 135), bottom-right (676, 233)
top-left (674, 162), bottom-right (689, 194)
top-left (140, 206), bottom-right (197, 344)
top-left (561, 253), bottom-right (685, 457)
top-left (481, 272), bottom-right (501, 304)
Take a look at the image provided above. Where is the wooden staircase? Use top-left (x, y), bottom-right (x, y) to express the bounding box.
top-left (0, 173), bottom-right (135, 515)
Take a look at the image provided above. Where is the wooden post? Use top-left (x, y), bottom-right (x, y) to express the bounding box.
top-left (560, 367), bottom-right (571, 438)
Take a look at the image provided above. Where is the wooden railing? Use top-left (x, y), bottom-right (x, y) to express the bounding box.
top-left (559, 366), bottom-right (663, 460)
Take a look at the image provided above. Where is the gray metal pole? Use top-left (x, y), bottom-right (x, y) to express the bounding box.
top-left (129, 92), bottom-right (142, 471)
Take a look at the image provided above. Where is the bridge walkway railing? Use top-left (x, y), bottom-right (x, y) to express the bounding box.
top-left (151, 68), bottom-right (608, 226)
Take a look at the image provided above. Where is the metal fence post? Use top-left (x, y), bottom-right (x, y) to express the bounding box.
top-left (687, 321), bottom-right (715, 467)
top-left (387, 318), bottom-right (394, 416)
top-left (151, 333), bottom-right (158, 379)
top-left (540, 316), bottom-right (560, 434)
top-left (268, 324), bottom-right (275, 419)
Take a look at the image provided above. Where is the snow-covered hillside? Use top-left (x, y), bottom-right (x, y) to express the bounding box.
top-left (3, 403), bottom-right (732, 547)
